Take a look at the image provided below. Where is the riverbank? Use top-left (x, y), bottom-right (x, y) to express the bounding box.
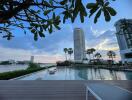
top-left (0, 65), bottom-right (54, 80)
top-left (56, 61), bottom-right (132, 72)
top-left (71, 64), bottom-right (132, 72)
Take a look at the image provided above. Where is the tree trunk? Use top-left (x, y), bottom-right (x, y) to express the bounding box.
top-left (65, 53), bottom-right (67, 61)
top-left (112, 57), bottom-right (113, 64)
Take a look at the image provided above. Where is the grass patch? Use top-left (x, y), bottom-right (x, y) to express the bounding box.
top-left (0, 63), bottom-right (54, 80)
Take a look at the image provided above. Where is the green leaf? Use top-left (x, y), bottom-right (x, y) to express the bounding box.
top-left (71, 16), bottom-right (74, 23)
top-left (63, 11), bottom-right (69, 23)
top-left (60, 0), bottom-right (68, 5)
top-left (34, 32), bottom-right (38, 41)
top-left (80, 4), bottom-right (87, 16)
top-left (37, 10), bottom-right (41, 13)
top-left (94, 9), bottom-right (101, 23)
top-left (89, 6), bottom-right (99, 18)
top-left (104, 9), bottom-right (111, 21)
top-left (72, 0), bottom-right (80, 22)
top-left (86, 3), bottom-right (96, 9)
top-left (30, 10), bottom-right (37, 14)
top-left (31, 29), bottom-right (36, 33)
top-left (39, 32), bottom-right (45, 37)
top-left (56, 16), bottom-right (60, 20)
top-left (40, 27), bottom-right (43, 32)
top-left (48, 25), bottom-right (53, 33)
top-left (105, 2), bottom-right (110, 6)
top-left (53, 12), bottom-right (56, 19)
top-left (63, 16), bottom-right (66, 23)
top-left (44, 10), bottom-right (51, 15)
top-left (97, 0), bottom-right (104, 6)
top-left (43, 1), bottom-right (50, 6)
top-left (106, 7), bottom-right (117, 16)
top-left (3, 32), bottom-right (14, 40)
top-left (54, 24), bottom-right (61, 30)
top-left (73, 9), bottom-right (79, 22)
top-left (28, 27), bottom-right (32, 30)
top-left (49, 0), bottom-right (53, 5)
top-left (80, 12), bottom-right (84, 23)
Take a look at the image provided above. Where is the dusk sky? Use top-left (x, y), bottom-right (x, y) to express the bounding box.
top-left (0, 0), bottom-right (132, 63)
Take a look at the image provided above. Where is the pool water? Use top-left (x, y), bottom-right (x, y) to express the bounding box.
top-left (17, 67), bottom-right (132, 80)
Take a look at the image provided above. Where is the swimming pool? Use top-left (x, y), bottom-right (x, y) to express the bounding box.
top-left (17, 67), bottom-right (132, 80)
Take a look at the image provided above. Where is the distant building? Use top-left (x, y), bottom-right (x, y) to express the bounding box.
top-left (73, 28), bottom-right (86, 62)
top-left (115, 19), bottom-right (132, 63)
top-left (8, 59), bottom-right (16, 64)
top-left (16, 60), bottom-right (30, 64)
top-left (0, 60), bottom-right (15, 65)
top-left (30, 56), bottom-right (34, 63)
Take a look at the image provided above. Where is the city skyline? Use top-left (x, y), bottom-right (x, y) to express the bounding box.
top-left (0, 0), bottom-right (131, 63)
top-left (0, 26), bottom-right (120, 63)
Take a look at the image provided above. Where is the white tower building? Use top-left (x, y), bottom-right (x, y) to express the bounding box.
top-left (73, 28), bottom-right (86, 62)
top-left (115, 19), bottom-right (132, 63)
top-left (30, 56), bottom-right (34, 63)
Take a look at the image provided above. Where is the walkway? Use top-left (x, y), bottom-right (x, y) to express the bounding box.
top-left (0, 81), bottom-right (131, 100)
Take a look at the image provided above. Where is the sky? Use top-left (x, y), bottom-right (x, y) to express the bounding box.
top-left (0, 0), bottom-right (132, 63)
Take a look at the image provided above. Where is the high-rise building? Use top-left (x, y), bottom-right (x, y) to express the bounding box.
top-left (30, 56), bottom-right (34, 63)
top-left (73, 28), bottom-right (86, 62)
top-left (115, 19), bottom-right (132, 63)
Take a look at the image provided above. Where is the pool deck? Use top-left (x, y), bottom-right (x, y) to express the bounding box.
top-left (0, 80), bottom-right (131, 100)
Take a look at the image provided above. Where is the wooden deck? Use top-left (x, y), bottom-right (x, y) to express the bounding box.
top-left (0, 81), bottom-right (131, 100)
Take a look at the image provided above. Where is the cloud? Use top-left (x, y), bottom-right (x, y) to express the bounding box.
top-left (85, 30), bottom-right (118, 50)
top-left (94, 38), bottom-right (119, 51)
top-left (0, 46), bottom-right (31, 61)
top-left (90, 26), bottom-right (106, 37)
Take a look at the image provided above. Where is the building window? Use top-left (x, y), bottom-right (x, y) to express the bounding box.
top-left (130, 33), bottom-right (132, 38)
top-left (128, 40), bottom-right (131, 44)
top-left (125, 34), bottom-right (129, 38)
top-left (125, 53), bottom-right (132, 58)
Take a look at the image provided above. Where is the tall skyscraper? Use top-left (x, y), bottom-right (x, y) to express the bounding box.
top-left (30, 56), bottom-right (34, 63)
top-left (115, 19), bottom-right (132, 63)
top-left (73, 28), bottom-right (86, 62)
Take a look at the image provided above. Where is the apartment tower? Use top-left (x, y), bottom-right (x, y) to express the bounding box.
top-left (73, 28), bottom-right (86, 62)
top-left (115, 19), bottom-right (132, 63)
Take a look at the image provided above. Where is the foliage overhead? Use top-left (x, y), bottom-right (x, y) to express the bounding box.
top-left (0, 0), bottom-right (117, 40)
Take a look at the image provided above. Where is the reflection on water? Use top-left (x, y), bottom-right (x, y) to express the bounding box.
top-left (18, 67), bottom-right (132, 80)
top-left (0, 64), bottom-right (28, 73)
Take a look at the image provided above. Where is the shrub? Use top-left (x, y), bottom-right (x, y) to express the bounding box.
top-left (56, 61), bottom-right (71, 66)
top-left (0, 67), bottom-right (46, 80)
top-left (0, 64), bottom-right (55, 80)
top-left (27, 63), bottom-right (41, 70)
